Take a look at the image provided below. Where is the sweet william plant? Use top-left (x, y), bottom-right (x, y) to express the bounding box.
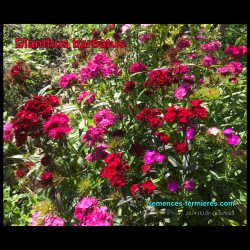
top-left (3, 24), bottom-right (247, 226)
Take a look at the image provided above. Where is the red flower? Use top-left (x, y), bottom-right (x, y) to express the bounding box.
top-left (155, 132), bottom-right (169, 145)
top-left (101, 152), bottom-right (130, 188)
top-left (173, 141), bottom-right (187, 154)
top-left (110, 174), bottom-right (126, 188)
top-left (193, 107), bottom-right (207, 119)
top-left (23, 161), bottom-right (34, 167)
top-left (130, 184), bottom-right (140, 195)
top-left (123, 81), bottom-right (137, 93)
top-left (189, 99), bottom-right (202, 107)
top-left (149, 117), bottom-right (162, 128)
top-left (42, 171), bottom-right (52, 180)
top-left (129, 143), bottom-right (144, 156)
top-left (141, 180), bottom-right (155, 194)
top-left (112, 129), bottom-right (126, 137)
top-left (15, 168), bottom-right (24, 178)
top-left (41, 155), bottom-right (51, 166)
top-left (100, 167), bottom-right (117, 179)
top-left (177, 109), bottom-right (193, 124)
top-left (164, 105), bottom-right (177, 122)
top-left (141, 164), bottom-right (150, 173)
top-left (149, 69), bottom-right (170, 88)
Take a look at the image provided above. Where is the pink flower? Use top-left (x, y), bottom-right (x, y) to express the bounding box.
top-left (226, 61), bottom-right (242, 74)
top-left (77, 91), bottom-right (96, 105)
top-left (202, 55), bottom-right (218, 67)
top-left (183, 180), bottom-right (195, 190)
top-left (80, 52), bottom-right (121, 83)
top-left (185, 127), bottom-right (196, 140)
top-left (58, 74), bottom-right (78, 88)
top-left (94, 108), bottom-right (115, 128)
top-left (174, 87), bottom-right (187, 99)
top-left (3, 123), bottom-right (13, 143)
top-left (167, 181), bottom-right (179, 192)
top-left (44, 216), bottom-right (64, 226)
top-left (222, 128), bottom-right (233, 135)
top-left (74, 197), bottom-right (112, 226)
top-left (226, 134), bottom-right (240, 146)
top-left (139, 33), bottom-right (155, 43)
top-left (43, 113), bottom-right (71, 139)
top-left (143, 150), bottom-right (164, 164)
top-left (121, 24), bottom-right (132, 34)
top-left (200, 40), bottom-right (221, 53)
top-left (81, 126), bottom-right (106, 147)
top-left (207, 127), bottom-right (219, 135)
top-left (182, 75), bottom-right (195, 82)
top-left (217, 67), bottom-right (229, 74)
top-left (30, 212), bottom-right (42, 226)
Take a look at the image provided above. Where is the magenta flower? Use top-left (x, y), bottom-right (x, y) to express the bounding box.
top-left (85, 143), bottom-right (108, 162)
top-left (186, 52), bottom-right (198, 59)
top-left (202, 55), bottom-right (218, 67)
top-left (185, 127), bottom-right (196, 140)
top-left (183, 180), bottom-right (195, 190)
top-left (94, 108), bottom-right (115, 128)
top-left (174, 87), bottom-right (187, 99)
top-left (226, 134), bottom-right (240, 146)
top-left (81, 126), bottom-right (105, 147)
top-left (58, 73), bottom-right (78, 88)
top-left (176, 38), bottom-right (191, 50)
top-left (226, 61), bottom-right (242, 74)
top-left (77, 91), bottom-right (96, 105)
top-left (217, 67), bottom-right (230, 74)
top-left (168, 181), bottom-right (179, 192)
top-left (200, 40), bottom-right (221, 53)
top-left (3, 123), bottom-right (13, 143)
top-left (222, 128), bottom-right (233, 135)
top-left (143, 150), bottom-right (164, 164)
top-left (44, 216), bottom-right (64, 226)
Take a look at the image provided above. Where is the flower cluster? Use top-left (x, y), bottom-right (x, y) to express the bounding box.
top-left (164, 101), bottom-right (207, 125)
top-left (224, 45), bottom-right (247, 59)
top-left (58, 73), bottom-right (79, 88)
top-left (80, 52), bottom-right (121, 83)
top-left (77, 91), bottom-right (96, 105)
top-left (128, 62), bottom-right (147, 74)
top-left (43, 113), bottom-right (71, 139)
top-left (202, 55), bottom-right (219, 67)
top-left (81, 126), bottom-right (105, 147)
top-left (143, 150), bottom-right (164, 164)
top-left (217, 61), bottom-right (243, 75)
top-left (136, 107), bottom-right (162, 128)
top-left (139, 33), bottom-right (155, 43)
top-left (200, 40), bottom-right (222, 53)
top-left (176, 38), bottom-right (191, 50)
top-left (130, 180), bottom-right (155, 195)
top-left (94, 108), bottom-right (115, 128)
top-left (74, 197), bottom-right (112, 226)
top-left (148, 64), bottom-right (188, 89)
top-left (12, 95), bottom-right (60, 146)
top-left (3, 123), bottom-right (13, 144)
top-left (174, 82), bottom-right (192, 99)
top-left (100, 152), bottom-right (130, 188)
top-left (173, 141), bottom-right (187, 154)
top-left (222, 128), bottom-right (240, 146)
